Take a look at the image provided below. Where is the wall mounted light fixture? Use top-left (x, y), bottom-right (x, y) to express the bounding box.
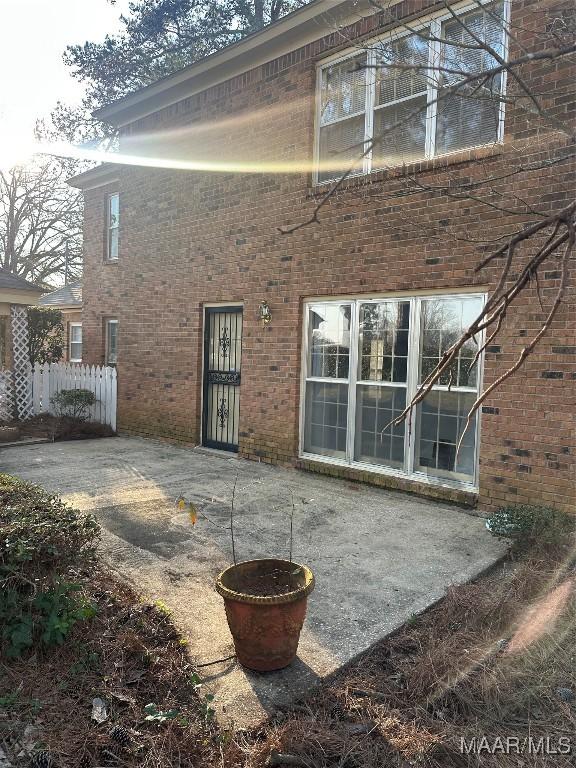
top-left (258, 300), bottom-right (272, 325)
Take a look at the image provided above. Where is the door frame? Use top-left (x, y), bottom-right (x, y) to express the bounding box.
top-left (201, 304), bottom-right (243, 452)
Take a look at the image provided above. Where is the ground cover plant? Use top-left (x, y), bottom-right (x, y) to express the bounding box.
top-left (0, 474), bottom-right (99, 657)
top-left (0, 476), bottom-right (220, 767)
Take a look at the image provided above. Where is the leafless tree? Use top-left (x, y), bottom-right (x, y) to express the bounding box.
top-left (283, 0), bottom-right (575, 450)
top-left (0, 157), bottom-right (83, 285)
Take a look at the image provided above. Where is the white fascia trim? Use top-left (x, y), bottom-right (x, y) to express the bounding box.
top-left (67, 164), bottom-right (120, 191)
top-left (95, 0), bottom-right (394, 127)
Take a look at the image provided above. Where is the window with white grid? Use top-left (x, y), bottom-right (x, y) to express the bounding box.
top-left (301, 294), bottom-right (485, 487)
top-left (316, 1), bottom-right (507, 182)
top-left (69, 322), bottom-right (82, 362)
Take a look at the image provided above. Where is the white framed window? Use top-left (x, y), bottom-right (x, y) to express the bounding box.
top-left (316, 0), bottom-right (508, 183)
top-left (105, 319), bottom-right (118, 365)
top-left (106, 193), bottom-right (119, 260)
top-left (301, 293), bottom-right (485, 488)
top-left (69, 322), bottom-right (82, 362)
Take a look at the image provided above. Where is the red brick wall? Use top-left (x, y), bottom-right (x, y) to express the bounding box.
top-left (82, 182), bottom-right (121, 368)
top-left (81, 0), bottom-right (576, 512)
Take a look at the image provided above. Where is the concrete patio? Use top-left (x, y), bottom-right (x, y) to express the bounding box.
top-left (1, 436), bottom-right (507, 727)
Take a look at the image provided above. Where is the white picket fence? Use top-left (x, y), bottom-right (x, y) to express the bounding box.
top-left (31, 362), bottom-right (117, 431)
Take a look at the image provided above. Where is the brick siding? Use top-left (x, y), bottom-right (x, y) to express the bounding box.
top-left (80, 0), bottom-right (576, 513)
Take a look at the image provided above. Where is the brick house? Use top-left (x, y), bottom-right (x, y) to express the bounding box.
top-left (69, 0), bottom-right (575, 512)
top-left (38, 282), bottom-right (83, 362)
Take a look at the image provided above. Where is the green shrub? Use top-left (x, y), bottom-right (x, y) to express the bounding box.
top-left (50, 389), bottom-right (97, 421)
top-left (0, 474), bottom-right (100, 656)
top-left (0, 474), bottom-right (100, 569)
top-left (486, 504), bottom-right (575, 549)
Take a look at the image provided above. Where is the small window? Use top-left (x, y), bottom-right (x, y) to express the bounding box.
top-left (69, 323), bottom-right (82, 362)
top-left (105, 319), bottom-right (118, 365)
top-left (107, 193), bottom-right (119, 261)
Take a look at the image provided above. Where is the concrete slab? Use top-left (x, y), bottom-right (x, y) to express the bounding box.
top-left (1, 436), bottom-right (506, 727)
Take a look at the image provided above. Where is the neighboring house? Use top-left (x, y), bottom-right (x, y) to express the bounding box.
top-left (69, 0), bottom-right (575, 512)
top-left (39, 282), bottom-right (83, 362)
top-left (0, 269), bottom-right (43, 369)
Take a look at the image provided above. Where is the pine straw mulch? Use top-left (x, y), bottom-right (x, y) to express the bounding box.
top-left (1, 541), bottom-right (575, 768)
top-left (0, 569), bottom-right (223, 768)
top-left (225, 540), bottom-right (576, 768)
top-left (2, 414), bottom-right (114, 442)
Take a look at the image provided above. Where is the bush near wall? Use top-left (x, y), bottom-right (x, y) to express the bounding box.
top-left (0, 474), bottom-right (100, 657)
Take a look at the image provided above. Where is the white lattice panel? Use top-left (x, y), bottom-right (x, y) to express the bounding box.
top-left (0, 369), bottom-right (13, 421)
top-left (11, 306), bottom-right (33, 420)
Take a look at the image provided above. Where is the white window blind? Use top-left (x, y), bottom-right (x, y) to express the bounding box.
top-left (317, 1), bottom-right (506, 182)
top-left (318, 56), bottom-right (367, 182)
top-left (435, 5), bottom-right (505, 154)
top-left (373, 33), bottom-right (429, 168)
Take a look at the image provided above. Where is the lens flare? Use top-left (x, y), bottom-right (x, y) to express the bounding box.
top-left (38, 139), bottom-right (324, 175)
top-left (0, 125), bottom-right (37, 170)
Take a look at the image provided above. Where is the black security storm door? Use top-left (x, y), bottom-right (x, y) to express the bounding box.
top-left (202, 306), bottom-right (243, 451)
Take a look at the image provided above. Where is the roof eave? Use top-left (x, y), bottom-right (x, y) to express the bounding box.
top-left (67, 163), bottom-right (120, 190)
top-left (0, 287), bottom-right (44, 304)
top-left (93, 0), bottom-right (378, 128)
top-left (39, 302), bottom-right (82, 310)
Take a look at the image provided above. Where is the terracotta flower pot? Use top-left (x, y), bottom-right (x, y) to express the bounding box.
top-left (215, 558), bottom-right (315, 672)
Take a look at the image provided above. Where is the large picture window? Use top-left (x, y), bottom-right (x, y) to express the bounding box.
top-left (301, 294), bottom-right (485, 487)
top-left (316, 1), bottom-right (507, 182)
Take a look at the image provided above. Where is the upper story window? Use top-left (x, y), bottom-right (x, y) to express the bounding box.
top-left (316, 1), bottom-right (507, 183)
top-left (106, 193), bottom-right (119, 260)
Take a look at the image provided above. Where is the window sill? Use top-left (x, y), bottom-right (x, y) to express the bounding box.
top-left (308, 143), bottom-right (506, 198)
top-left (298, 452), bottom-right (479, 504)
top-left (103, 259), bottom-right (119, 265)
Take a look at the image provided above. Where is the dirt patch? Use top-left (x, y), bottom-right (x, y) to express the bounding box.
top-left (223, 542), bottom-right (576, 767)
top-left (0, 570), bottom-right (220, 768)
top-left (2, 539), bottom-right (574, 767)
top-left (1, 414), bottom-right (114, 442)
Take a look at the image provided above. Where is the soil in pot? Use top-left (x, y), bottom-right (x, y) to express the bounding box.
top-left (233, 565), bottom-right (301, 596)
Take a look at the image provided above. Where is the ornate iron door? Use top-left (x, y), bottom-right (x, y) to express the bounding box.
top-left (202, 306), bottom-right (243, 451)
